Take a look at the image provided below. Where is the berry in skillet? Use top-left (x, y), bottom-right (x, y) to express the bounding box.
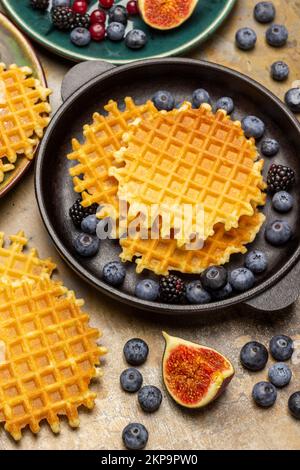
top-left (261, 138), bottom-right (279, 157)
top-left (215, 97), bottom-right (234, 114)
top-left (272, 191), bottom-right (294, 213)
top-left (73, 232), bottom-right (100, 257)
top-left (285, 88), bottom-right (300, 114)
top-left (240, 341), bottom-right (268, 371)
top-left (211, 282), bottom-right (233, 301)
top-left (270, 335), bottom-right (294, 361)
top-left (122, 423), bottom-right (148, 450)
top-left (252, 381), bottom-right (277, 407)
top-left (103, 261), bottom-right (126, 286)
top-left (30, 0), bottom-right (49, 9)
top-left (135, 279), bottom-right (159, 301)
top-left (270, 61), bottom-right (289, 82)
top-left (69, 198), bottom-right (98, 227)
top-left (186, 280), bottom-right (211, 304)
top-left (229, 268), bottom-right (255, 292)
top-left (51, 6), bottom-right (74, 30)
top-left (288, 392), bottom-right (300, 419)
top-left (81, 214), bottom-right (98, 234)
top-left (268, 363), bottom-right (292, 388)
top-left (200, 266), bottom-right (227, 291)
top-left (265, 220), bottom-right (292, 246)
top-left (123, 338), bottom-right (149, 366)
top-left (125, 29), bottom-right (148, 49)
top-left (266, 24), bottom-right (288, 47)
top-left (245, 250), bottom-right (268, 274)
top-left (152, 90), bottom-right (175, 111)
top-left (192, 88), bottom-right (211, 107)
top-left (138, 385), bottom-right (162, 413)
top-left (235, 28), bottom-right (257, 51)
top-left (241, 115), bottom-right (265, 139)
top-left (267, 164), bottom-right (295, 192)
top-left (120, 368), bottom-right (143, 393)
top-left (159, 274), bottom-right (186, 303)
top-left (254, 2), bottom-right (276, 23)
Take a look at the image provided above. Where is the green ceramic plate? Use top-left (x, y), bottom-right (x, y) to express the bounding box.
top-left (1, 0), bottom-right (236, 64)
top-left (0, 12), bottom-right (47, 198)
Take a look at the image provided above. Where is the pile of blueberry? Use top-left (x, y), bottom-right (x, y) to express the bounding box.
top-left (120, 338), bottom-right (162, 449)
top-left (240, 335), bottom-right (300, 418)
top-left (30, 0), bottom-right (147, 50)
top-left (235, 1), bottom-right (300, 114)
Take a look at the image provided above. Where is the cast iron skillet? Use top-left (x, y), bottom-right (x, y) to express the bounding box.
top-left (35, 58), bottom-right (300, 316)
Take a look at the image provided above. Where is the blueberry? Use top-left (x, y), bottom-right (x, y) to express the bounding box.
top-left (271, 61), bottom-right (289, 81)
top-left (261, 138), bottom-right (280, 157)
top-left (240, 341), bottom-right (268, 371)
top-left (106, 22), bottom-right (125, 41)
top-left (266, 24), bottom-right (288, 47)
top-left (135, 279), bottom-right (159, 301)
top-left (245, 250), bottom-right (268, 274)
top-left (192, 88), bottom-right (211, 108)
top-left (252, 381), bottom-right (277, 407)
top-left (53, 0), bottom-right (70, 6)
top-left (122, 423), bottom-right (148, 450)
top-left (268, 363), bottom-right (292, 388)
top-left (288, 392), bottom-right (300, 419)
top-left (70, 27), bottom-right (91, 47)
top-left (73, 233), bottom-right (100, 257)
top-left (235, 28), bottom-right (257, 51)
top-left (120, 368), bottom-right (143, 393)
top-left (103, 261), bottom-right (126, 286)
top-left (125, 29), bottom-right (147, 49)
top-left (123, 338), bottom-right (149, 366)
top-left (270, 335), bottom-right (294, 361)
top-left (211, 282), bottom-right (233, 300)
top-left (230, 268), bottom-right (255, 292)
top-left (108, 5), bottom-right (128, 25)
top-left (285, 88), bottom-right (300, 113)
top-left (138, 385), bottom-right (162, 413)
top-left (215, 97), bottom-right (234, 114)
top-left (254, 2), bottom-right (276, 23)
top-left (186, 281), bottom-right (211, 304)
top-left (242, 115), bottom-right (265, 139)
top-left (200, 266), bottom-right (227, 291)
top-left (272, 191), bottom-right (294, 213)
top-left (152, 90), bottom-right (175, 111)
top-left (81, 214), bottom-right (98, 234)
top-left (265, 220), bottom-right (292, 246)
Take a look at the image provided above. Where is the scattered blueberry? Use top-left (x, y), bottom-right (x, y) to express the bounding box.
top-left (120, 368), bottom-right (143, 393)
top-left (268, 363), bottom-right (292, 388)
top-left (211, 282), bottom-right (233, 301)
top-left (81, 214), bottom-right (98, 234)
top-left (73, 233), bottom-right (100, 257)
top-left (70, 27), bottom-right (91, 46)
top-left (108, 5), bottom-right (128, 25)
top-left (266, 24), bottom-right (288, 47)
top-left (252, 381), bottom-right (277, 407)
top-left (230, 268), bottom-right (255, 292)
top-left (192, 88), bottom-right (211, 108)
top-left (288, 392), bottom-right (300, 419)
top-left (240, 341), bottom-right (269, 371)
top-left (123, 338), bottom-right (149, 366)
top-left (152, 90), bottom-right (175, 111)
top-left (245, 250), bottom-right (268, 274)
top-left (242, 115), bottom-right (265, 139)
top-left (106, 22), bottom-right (125, 41)
top-left (285, 88), bottom-right (300, 113)
top-left (215, 97), bottom-right (234, 114)
top-left (125, 29), bottom-right (147, 49)
top-left (272, 191), bottom-right (294, 213)
top-left (270, 335), bottom-right (294, 361)
top-left (103, 261), bottom-right (126, 286)
top-left (254, 2), bottom-right (276, 23)
top-left (138, 385), bottom-right (162, 413)
top-left (265, 220), bottom-right (292, 246)
top-left (186, 281), bottom-right (211, 304)
top-left (261, 138), bottom-right (280, 157)
top-left (200, 266), bottom-right (227, 291)
top-left (235, 28), bottom-right (257, 51)
top-left (271, 61), bottom-right (289, 81)
top-left (122, 423), bottom-right (148, 450)
top-left (135, 279), bottom-right (159, 301)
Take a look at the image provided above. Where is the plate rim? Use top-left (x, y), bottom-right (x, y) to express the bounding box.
top-left (1, 0), bottom-right (237, 64)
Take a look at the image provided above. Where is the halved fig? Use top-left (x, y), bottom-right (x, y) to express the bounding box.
top-left (138, 0), bottom-right (199, 30)
top-left (162, 332), bottom-right (234, 408)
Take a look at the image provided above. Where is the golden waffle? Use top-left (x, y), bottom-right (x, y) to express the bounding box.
top-left (111, 102), bottom-right (266, 245)
top-left (0, 275), bottom-right (106, 441)
top-left (0, 63), bottom-right (51, 164)
top-left (0, 158), bottom-right (14, 183)
top-left (0, 231), bottom-right (56, 282)
top-left (67, 97), bottom-right (157, 212)
top-left (120, 210), bottom-right (265, 275)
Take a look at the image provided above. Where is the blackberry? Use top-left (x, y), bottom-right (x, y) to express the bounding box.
top-left (69, 198), bottom-right (98, 228)
top-left (30, 0), bottom-right (49, 9)
top-left (71, 13), bottom-right (90, 29)
top-left (159, 274), bottom-right (186, 304)
top-left (51, 6), bottom-right (74, 30)
top-left (267, 163), bottom-right (295, 192)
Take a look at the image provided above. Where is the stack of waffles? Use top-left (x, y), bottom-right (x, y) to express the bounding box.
top-left (68, 98), bottom-right (266, 276)
top-left (0, 232), bottom-right (106, 440)
top-left (0, 64), bottom-right (51, 183)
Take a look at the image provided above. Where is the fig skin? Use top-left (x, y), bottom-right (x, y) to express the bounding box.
top-left (162, 332), bottom-right (234, 409)
top-left (138, 0), bottom-right (199, 31)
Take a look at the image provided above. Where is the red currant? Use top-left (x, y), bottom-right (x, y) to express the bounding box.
top-left (99, 0), bottom-right (114, 9)
top-left (90, 8), bottom-right (106, 24)
top-left (72, 1), bottom-right (88, 14)
top-left (126, 0), bottom-right (139, 15)
top-left (89, 23), bottom-right (106, 41)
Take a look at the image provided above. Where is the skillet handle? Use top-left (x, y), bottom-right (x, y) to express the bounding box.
top-left (244, 259), bottom-right (300, 312)
top-left (61, 60), bottom-right (116, 102)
